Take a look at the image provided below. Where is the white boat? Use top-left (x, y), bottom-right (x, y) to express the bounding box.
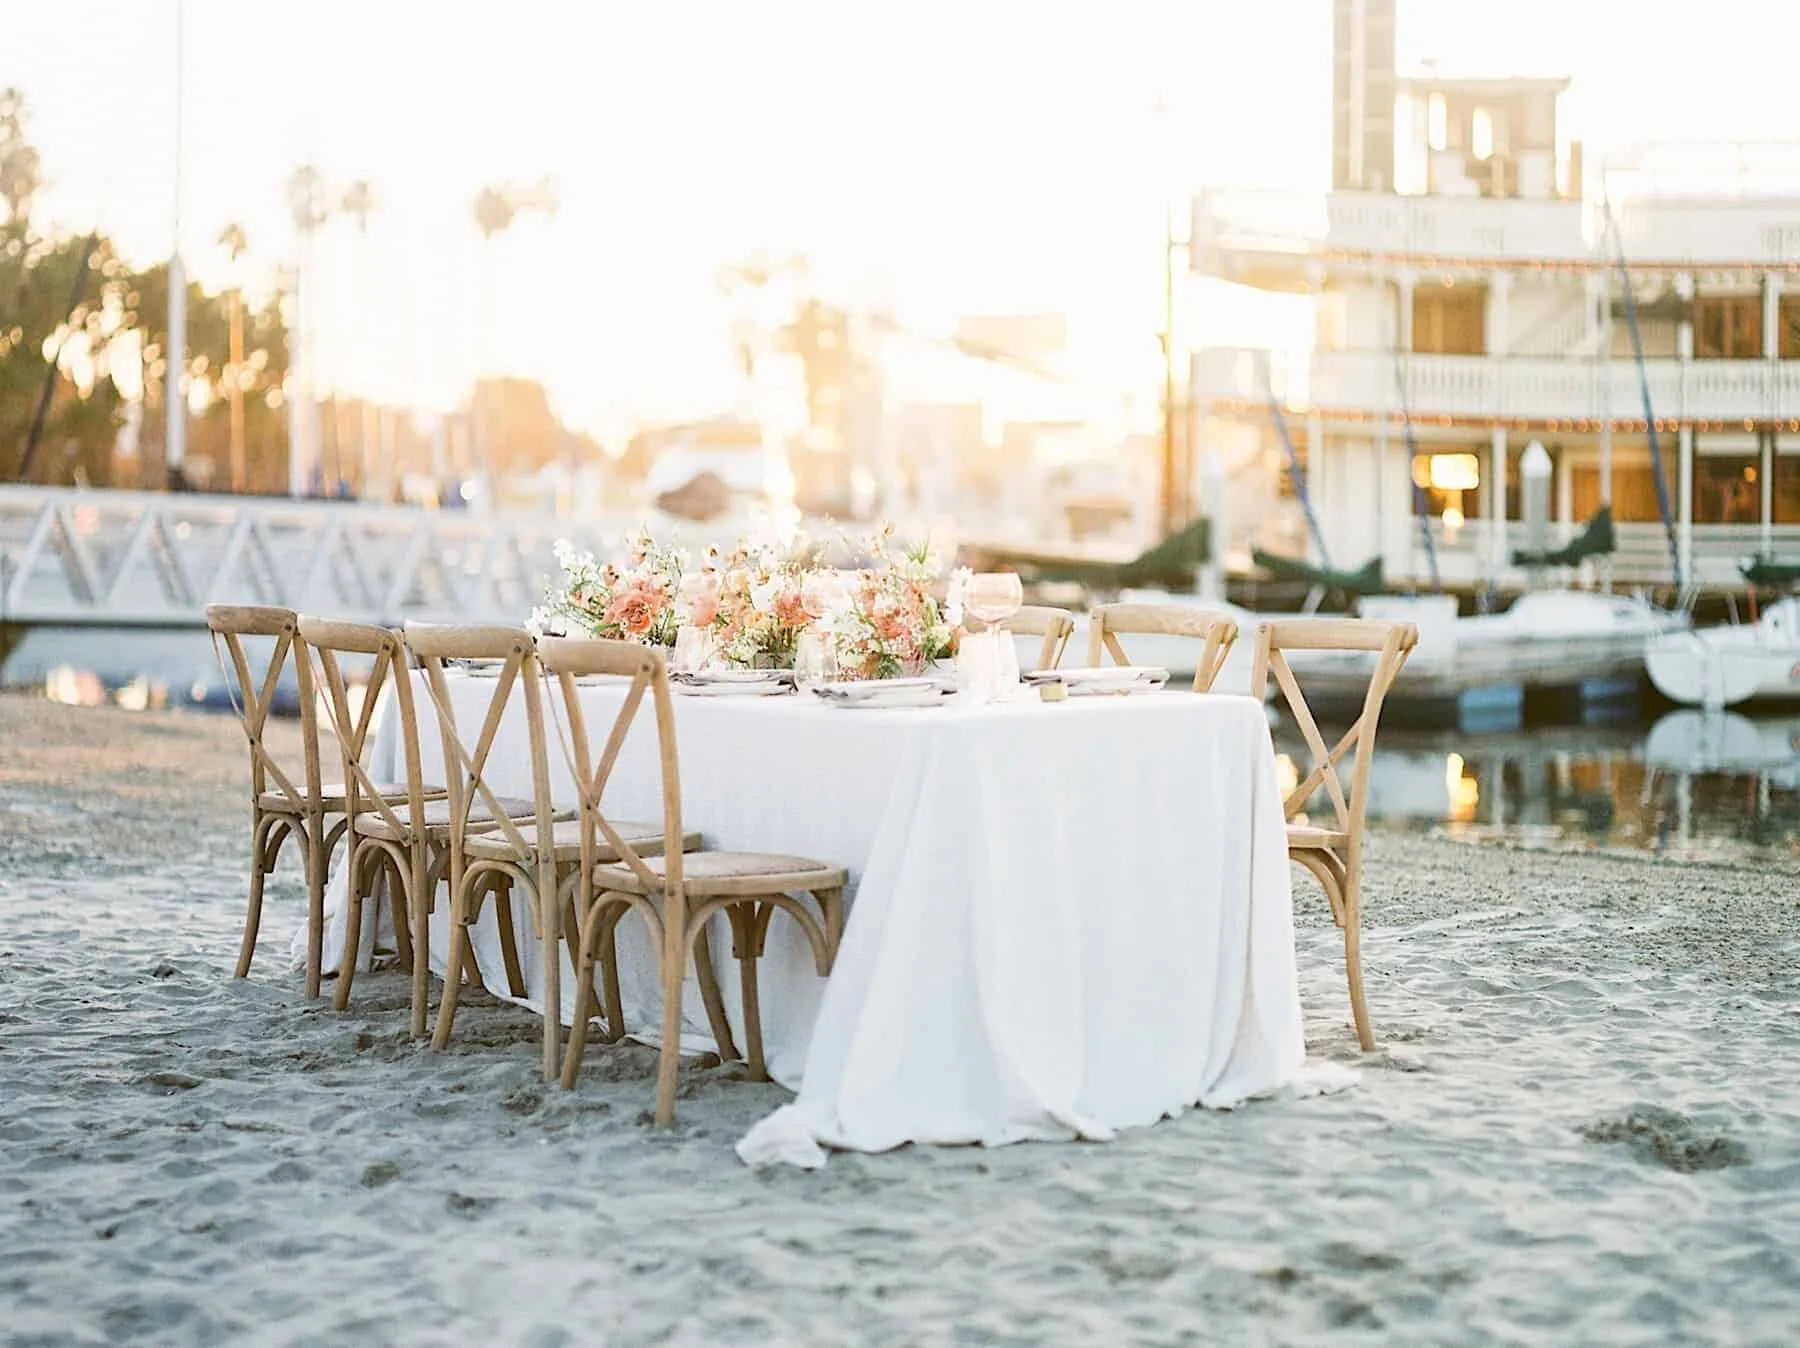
top-left (1645, 709), bottom-right (1800, 786)
top-left (1645, 598), bottom-right (1800, 709)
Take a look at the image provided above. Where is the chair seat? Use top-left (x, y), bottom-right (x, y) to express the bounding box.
top-left (352, 795), bottom-right (561, 843)
top-left (259, 782), bottom-right (447, 814)
top-left (1286, 823), bottom-right (1349, 851)
top-left (463, 818), bottom-right (702, 864)
top-left (592, 850), bottom-right (847, 898)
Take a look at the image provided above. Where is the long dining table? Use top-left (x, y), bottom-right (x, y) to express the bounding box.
top-left (297, 671), bottom-right (1320, 1168)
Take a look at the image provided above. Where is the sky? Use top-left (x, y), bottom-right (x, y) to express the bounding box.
top-left (5, 0), bottom-right (1800, 444)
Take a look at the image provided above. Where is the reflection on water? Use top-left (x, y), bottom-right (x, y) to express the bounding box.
top-left (1275, 714), bottom-right (1800, 864)
top-left (7, 627), bottom-right (1798, 863)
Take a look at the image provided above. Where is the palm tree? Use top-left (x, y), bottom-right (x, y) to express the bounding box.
top-left (217, 222), bottom-right (250, 490)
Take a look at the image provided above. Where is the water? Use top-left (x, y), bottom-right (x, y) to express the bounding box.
top-left (6, 626), bottom-right (1798, 864)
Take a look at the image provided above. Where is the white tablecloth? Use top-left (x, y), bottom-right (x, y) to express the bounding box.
top-left (297, 674), bottom-right (1317, 1167)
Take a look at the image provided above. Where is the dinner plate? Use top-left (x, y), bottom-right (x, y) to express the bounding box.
top-left (672, 671), bottom-right (795, 697)
top-left (811, 678), bottom-right (951, 710)
top-left (1023, 666), bottom-right (1170, 695)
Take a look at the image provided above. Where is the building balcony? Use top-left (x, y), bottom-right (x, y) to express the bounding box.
top-left (1193, 188), bottom-right (1800, 281)
top-left (1193, 346), bottom-right (1800, 428)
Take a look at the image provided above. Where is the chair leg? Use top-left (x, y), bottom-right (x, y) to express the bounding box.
top-left (434, 870), bottom-right (482, 1051)
top-left (1342, 877), bottom-right (1375, 1052)
top-left (410, 848), bottom-right (432, 1039)
top-left (597, 903), bottom-right (626, 1044)
top-left (303, 817), bottom-right (327, 999)
top-left (490, 876), bottom-right (529, 1000)
top-left (235, 813), bottom-right (279, 978)
top-left (732, 906), bottom-right (767, 1082)
top-left (653, 898), bottom-right (687, 1126)
top-left (335, 843), bottom-right (375, 1011)
top-left (693, 921), bottom-right (740, 1064)
top-left (560, 908), bottom-right (598, 1091)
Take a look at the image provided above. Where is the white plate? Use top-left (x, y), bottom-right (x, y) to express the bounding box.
top-left (684, 667), bottom-right (791, 684)
top-left (1025, 666), bottom-right (1170, 695)
top-left (812, 679), bottom-right (950, 710)
top-left (673, 679), bottom-right (793, 698)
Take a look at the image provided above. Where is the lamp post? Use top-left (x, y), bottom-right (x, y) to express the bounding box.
top-left (165, 0), bottom-right (188, 488)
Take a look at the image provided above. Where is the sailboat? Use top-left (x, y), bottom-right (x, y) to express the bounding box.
top-left (1645, 596), bottom-right (1800, 708)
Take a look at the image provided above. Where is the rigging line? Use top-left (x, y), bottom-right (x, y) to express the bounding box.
top-left (1260, 354), bottom-right (1331, 572)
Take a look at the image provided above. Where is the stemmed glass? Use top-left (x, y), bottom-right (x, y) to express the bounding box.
top-left (963, 573), bottom-right (1023, 699)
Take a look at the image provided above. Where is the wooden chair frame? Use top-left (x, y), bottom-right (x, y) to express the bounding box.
top-left (1008, 604), bottom-right (1077, 671)
top-left (1249, 618), bottom-right (1417, 1050)
top-left (298, 616), bottom-right (459, 1035)
top-left (1087, 602), bottom-right (1239, 691)
top-left (404, 623), bottom-right (565, 1073)
top-left (538, 636), bottom-right (845, 1125)
top-left (208, 605), bottom-right (327, 992)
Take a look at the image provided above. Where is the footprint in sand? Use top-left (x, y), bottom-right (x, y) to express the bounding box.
top-left (1580, 1107), bottom-right (1751, 1173)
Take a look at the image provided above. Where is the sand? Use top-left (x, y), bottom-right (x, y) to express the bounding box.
top-left (2, 692), bottom-right (1799, 1346)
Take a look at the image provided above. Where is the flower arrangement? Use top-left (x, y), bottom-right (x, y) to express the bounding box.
top-left (811, 530), bottom-right (967, 680)
top-left (529, 530), bottom-right (684, 646)
top-left (531, 524), bottom-right (972, 679)
top-left (683, 541), bottom-right (815, 668)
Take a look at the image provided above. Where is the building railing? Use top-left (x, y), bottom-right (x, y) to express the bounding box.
top-left (1194, 346), bottom-right (1800, 426)
top-left (1193, 187), bottom-right (1800, 270)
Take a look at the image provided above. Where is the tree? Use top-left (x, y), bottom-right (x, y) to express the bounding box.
top-left (0, 87), bottom-right (41, 227)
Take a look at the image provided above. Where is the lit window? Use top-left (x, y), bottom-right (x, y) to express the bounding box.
top-left (1472, 108), bottom-right (1493, 161)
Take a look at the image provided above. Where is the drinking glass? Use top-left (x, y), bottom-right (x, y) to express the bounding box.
top-left (672, 625), bottom-right (713, 674)
top-left (793, 630), bottom-right (838, 690)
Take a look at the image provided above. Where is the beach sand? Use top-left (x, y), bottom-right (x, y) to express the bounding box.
top-left (3, 692), bottom-right (1798, 1346)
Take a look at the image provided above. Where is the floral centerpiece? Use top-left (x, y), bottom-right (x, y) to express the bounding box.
top-left (680, 541), bottom-right (815, 669)
top-left (812, 530), bottom-right (968, 680)
top-left (529, 530), bottom-right (684, 645)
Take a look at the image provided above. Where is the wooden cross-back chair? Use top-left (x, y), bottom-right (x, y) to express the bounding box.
top-left (409, 624), bottom-right (705, 1081)
top-left (537, 636), bottom-right (848, 1125)
top-left (1249, 618), bottom-right (1418, 1051)
top-left (298, 617), bottom-right (543, 1037)
top-left (1008, 604), bottom-right (1078, 671)
top-left (206, 604), bottom-right (441, 997)
top-left (1087, 602), bottom-right (1239, 691)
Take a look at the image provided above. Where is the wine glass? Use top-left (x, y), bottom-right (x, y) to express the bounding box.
top-left (965, 572), bottom-right (1023, 628)
top-left (793, 629), bottom-right (838, 692)
top-left (962, 573), bottom-right (1023, 700)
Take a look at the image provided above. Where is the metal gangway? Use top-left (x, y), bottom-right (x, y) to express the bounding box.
top-left (0, 486), bottom-right (737, 629)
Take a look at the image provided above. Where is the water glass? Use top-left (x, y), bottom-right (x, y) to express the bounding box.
top-left (794, 630), bottom-right (838, 690)
top-left (672, 625), bottom-right (713, 674)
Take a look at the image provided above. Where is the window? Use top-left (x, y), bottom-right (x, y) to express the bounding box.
top-left (1779, 295), bottom-right (1800, 359)
top-left (1411, 451), bottom-right (1482, 528)
top-left (1693, 295), bottom-right (1762, 359)
top-left (1777, 448), bottom-right (1800, 524)
top-left (1693, 455), bottom-right (1760, 524)
top-left (1275, 433), bottom-right (1308, 500)
top-left (1413, 286), bottom-right (1486, 355)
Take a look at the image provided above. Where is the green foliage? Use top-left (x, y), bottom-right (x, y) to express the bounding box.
top-left (0, 91), bottom-right (289, 488)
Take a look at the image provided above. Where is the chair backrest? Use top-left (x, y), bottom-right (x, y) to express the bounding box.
top-left (536, 636), bottom-right (683, 896)
top-left (1009, 604), bottom-right (1077, 671)
top-left (403, 623), bottom-right (552, 864)
top-left (1086, 602), bottom-right (1239, 692)
top-left (295, 616), bottom-right (425, 838)
top-left (206, 603), bottom-right (320, 813)
top-left (1248, 618), bottom-right (1418, 851)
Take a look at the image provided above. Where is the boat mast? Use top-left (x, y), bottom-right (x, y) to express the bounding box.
top-left (165, 0), bottom-right (188, 487)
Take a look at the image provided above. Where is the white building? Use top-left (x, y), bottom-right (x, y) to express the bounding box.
top-left (1189, 0), bottom-right (1800, 591)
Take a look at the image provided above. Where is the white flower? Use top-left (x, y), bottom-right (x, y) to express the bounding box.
top-left (944, 566), bottom-right (973, 627)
